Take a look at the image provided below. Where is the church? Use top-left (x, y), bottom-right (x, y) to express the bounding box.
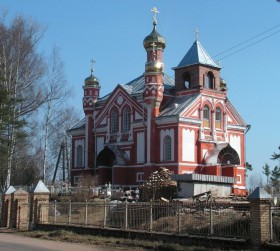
top-left (68, 8), bottom-right (249, 196)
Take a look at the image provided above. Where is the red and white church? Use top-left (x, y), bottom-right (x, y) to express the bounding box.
top-left (68, 9), bottom-right (249, 196)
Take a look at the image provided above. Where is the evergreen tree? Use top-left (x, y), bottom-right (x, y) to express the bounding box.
top-left (271, 146), bottom-right (280, 161)
top-left (270, 166), bottom-right (280, 192)
top-left (262, 163), bottom-right (271, 186)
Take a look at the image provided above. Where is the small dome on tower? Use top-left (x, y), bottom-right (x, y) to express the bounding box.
top-left (85, 74), bottom-right (99, 87)
top-left (143, 23), bottom-right (166, 50)
top-left (84, 69), bottom-right (99, 87)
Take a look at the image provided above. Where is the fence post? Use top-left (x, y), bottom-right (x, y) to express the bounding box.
top-left (149, 201), bottom-right (153, 232)
top-left (270, 203), bottom-right (273, 242)
top-left (210, 203), bottom-right (213, 235)
top-left (125, 201), bottom-right (128, 230)
top-left (103, 200), bottom-right (107, 228)
top-left (248, 187), bottom-right (272, 247)
top-left (68, 200), bottom-right (71, 225)
top-left (54, 200), bottom-right (57, 224)
top-left (85, 200), bottom-right (88, 226)
top-left (177, 202), bottom-right (181, 234)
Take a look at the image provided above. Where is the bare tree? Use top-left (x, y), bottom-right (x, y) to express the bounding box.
top-left (40, 46), bottom-right (72, 183)
top-left (0, 12), bottom-right (47, 189)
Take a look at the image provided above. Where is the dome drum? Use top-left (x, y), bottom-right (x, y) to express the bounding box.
top-left (145, 61), bottom-right (164, 72)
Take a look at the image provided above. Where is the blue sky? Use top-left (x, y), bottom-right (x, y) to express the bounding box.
top-left (2, 0), bottom-right (280, 180)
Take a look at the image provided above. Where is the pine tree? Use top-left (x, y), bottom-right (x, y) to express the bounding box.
top-left (262, 163), bottom-right (271, 186)
top-left (270, 166), bottom-right (280, 192)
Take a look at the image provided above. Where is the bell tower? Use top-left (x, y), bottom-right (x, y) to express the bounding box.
top-left (143, 7), bottom-right (166, 164)
top-left (173, 29), bottom-right (225, 96)
top-left (83, 60), bottom-right (100, 170)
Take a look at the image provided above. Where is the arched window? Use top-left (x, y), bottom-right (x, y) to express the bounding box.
top-left (215, 107), bottom-right (222, 129)
top-left (123, 108), bottom-right (130, 132)
top-left (76, 145), bottom-right (83, 167)
top-left (163, 136), bottom-right (172, 161)
top-left (183, 72), bottom-right (191, 89)
top-left (111, 110), bottom-right (119, 133)
top-left (205, 72), bottom-right (214, 89)
top-left (203, 105), bottom-right (210, 127)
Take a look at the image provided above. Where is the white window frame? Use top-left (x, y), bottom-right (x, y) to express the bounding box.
top-left (123, 108), bottom-right (130, 132)
top-left (136, 172), bottom-right (144, 182)
top-left (111, 110), bottom-right (119, 133)
top-left (74, 176), bottom-right (82, 185)
top-left (163, 136), bottom-right (172, 161)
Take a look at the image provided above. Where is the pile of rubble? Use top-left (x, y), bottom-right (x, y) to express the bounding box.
top-left (140, 167), bottom-right (177, 202)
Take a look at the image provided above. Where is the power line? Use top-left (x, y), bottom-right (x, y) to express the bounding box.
top-left (213, 24), bottom-right (280, 58)
top-left (213, 24), bottom-right (280, 61)
top-left (216, 29), bottom-right (280, 61)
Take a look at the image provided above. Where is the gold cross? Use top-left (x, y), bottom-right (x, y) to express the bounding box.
top-left (194, 28), bottom-right (199, 41)
top-left (151, 7), bottom-right (159, 23)
top-left (90, 59), bottom-right (96, 74)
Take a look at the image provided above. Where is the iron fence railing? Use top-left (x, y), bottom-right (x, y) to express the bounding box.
top-left (39, 200), bottom-right (250, 239)
top-left (272, 205), bottom-right (280, 243)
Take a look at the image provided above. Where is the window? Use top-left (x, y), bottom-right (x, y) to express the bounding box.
top-left (205, 72), bottom-right (214, 89)
top-left (215, 107), bottom-right (222, 129)
top-left (123, 108), bottom-right (130, 132)
top-left (183, 72), bottom-right (191, 89)
top-left (74, 176), bottom-right (82, 185)
top-left (111, 110), bottom-right (119, 133)
top-left (136, 172), bottom-right (144, 182)
top-left (76, 145), bottom-right (83, 167)
top-left (163, 136), bottom-right (172, 161)
top-left (203, 105), bottom-right (210, 127)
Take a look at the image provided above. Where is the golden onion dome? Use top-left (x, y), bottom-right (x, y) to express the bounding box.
top-left (84, 72), bottom-right (99, 87)
top-left (143, 23), bottom-right (166, 50)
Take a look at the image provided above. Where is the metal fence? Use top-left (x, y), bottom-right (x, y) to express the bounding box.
top-left (39, 200), bottom-right (250, 239)
top-left (272, 205), bottom-right (280, 243)
top-left (0, 198), bottom-right (2, 227)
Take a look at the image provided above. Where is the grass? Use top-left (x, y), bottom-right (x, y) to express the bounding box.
top-left (21, 229), bottom-right (251, 251)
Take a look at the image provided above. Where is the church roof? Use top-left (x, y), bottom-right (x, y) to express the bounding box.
top-left (123, 74), bottom-right (175, 95)
top-left (177, 40), bottom-right (220, 69)
top-left (226, 99), bottom-right (247, 126)
top-left (159, 94), bottom-right (200, 117)
top-left (68, 117), bottom-right (85, 131)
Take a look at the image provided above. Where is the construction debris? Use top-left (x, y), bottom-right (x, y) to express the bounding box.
top-left (140, 167), bottom-right (177, 202)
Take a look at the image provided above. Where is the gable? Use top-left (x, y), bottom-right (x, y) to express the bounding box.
top-left (95, 84), bottom-right (145, 127)
top-left (225, 100), bottom-right (246, 126)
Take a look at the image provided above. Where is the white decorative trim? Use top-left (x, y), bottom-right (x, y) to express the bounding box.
top-left (136, 172), bottom-right (144, 182)
top-left (236, 174), bottom-right (242, 184)
top-left (135, 111), bottom-right (142, 120)
top-left (85, 116), bottom-right (89, 168)
top-left (146, 105), bottom-right (151, 164)
top-left (229, 134), bottom-right (241, 163)
top-left (97, 137), bottom-right (104, 156)
top-left (74, 176), bottom-right (82, 185)
top-left (232, 185), bottom-right (246, 189)
top-left (137, 132), bottom-right (145, 163)
top-left (117, 96), bottom-right (124, 105)
top-left (182, 128), bottom-right (195, 162)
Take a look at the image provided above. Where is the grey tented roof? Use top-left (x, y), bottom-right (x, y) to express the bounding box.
top-left (177, 40), bottom-right (220, 68)
top-left (248, 187), bottom-right (272, 200)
